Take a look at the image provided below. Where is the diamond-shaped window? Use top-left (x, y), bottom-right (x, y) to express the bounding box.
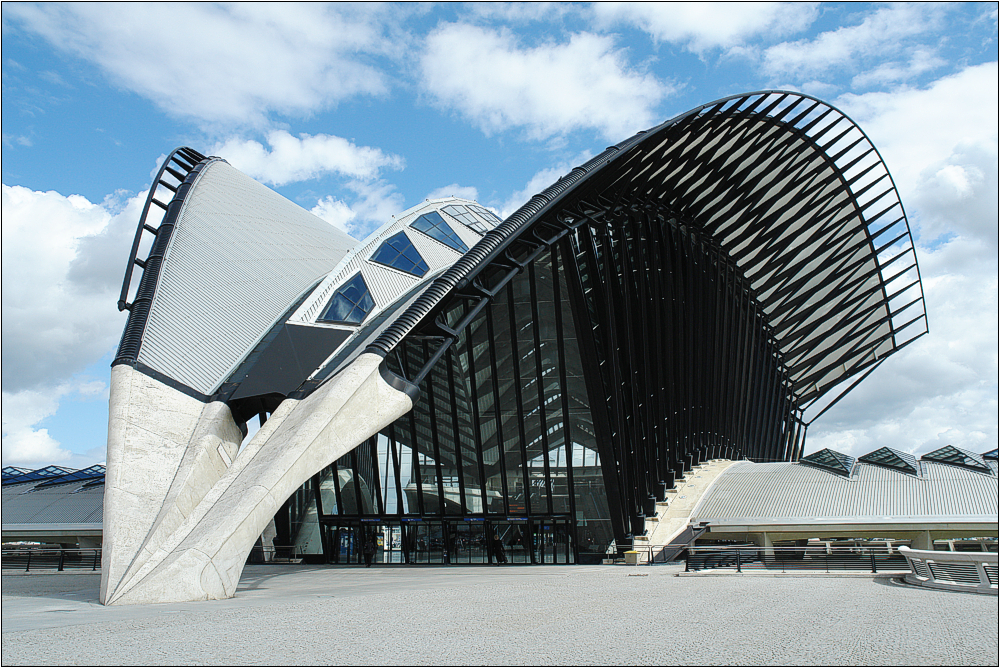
top-left (799, 448), bottom-right (855, 477)
top-left (319, 273), bottom-right (375, 325)
top-left (443, 204), bottom-right (491, 234)
top-left (371, 231), bottom-right (429, 277)
top-left (858, 447), bottom-right (919, 475)
top-left (921, 445), bottom-right (991, 473)
top-left (411, 211), bottom-right (468, 253)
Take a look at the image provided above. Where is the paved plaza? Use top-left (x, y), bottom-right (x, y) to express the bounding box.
top-left (2, 564), bottom-right (997, 666)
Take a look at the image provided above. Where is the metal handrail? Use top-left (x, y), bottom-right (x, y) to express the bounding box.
top-left (1, 547), bottom-right (102, 572)
top-left (117, 146), bottom-right (207, 312)
top-left (683, 545), bottom-right (912, 573)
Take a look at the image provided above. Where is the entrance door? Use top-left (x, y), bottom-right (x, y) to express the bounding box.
top-left (534, 521), bottom-right (573, 563)
top-left (327, 524), bottom-right (359, 564)
top-left (450, 521), bottom-right (488, 564)
top-left (401, 521), bottom-right (446, 564)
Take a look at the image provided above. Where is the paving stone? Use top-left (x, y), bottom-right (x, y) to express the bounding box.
top-left (2, 564), bottom-right (997, 665)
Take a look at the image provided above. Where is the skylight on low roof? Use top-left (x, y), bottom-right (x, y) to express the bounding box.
top-left (35, 465), bottom-right (107, 489)
top-left (2, 466), bottom-right (76, 486)
top-left (799, 448), bottom-right (855, 476)
top-left (921, 445), bottom-right (991, 473)
top-left (858, 447), bottom-right (919, 475)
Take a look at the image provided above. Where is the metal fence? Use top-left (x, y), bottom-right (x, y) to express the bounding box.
top-left (683, 545), bottom-right (910, 573)
top-left (900, 546), bottom-right (998, 594)
top-left (245, 545), bottom-right (301, 564)
top-left (1, 548), bottom-right (102, 572)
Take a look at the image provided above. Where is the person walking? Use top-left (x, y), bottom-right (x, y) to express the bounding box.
top-left (363, 534), bottom-right (376, 568)
top-left (492, 533), bottom-right (507, 565)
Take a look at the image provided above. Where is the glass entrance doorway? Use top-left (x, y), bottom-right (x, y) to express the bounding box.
top-left (323, 518), bottom-right (576, 564)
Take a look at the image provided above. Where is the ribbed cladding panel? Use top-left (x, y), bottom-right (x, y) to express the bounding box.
top-left (694, 461), bottom-right (998, 521)
top-left (137, 160), bottom-right (356, 395)
top-left (0, 484), bottom-right (105, 524)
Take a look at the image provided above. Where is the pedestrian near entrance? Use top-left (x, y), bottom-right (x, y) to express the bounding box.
top-left (363, 535), bottom-right (376, 567)
top-left (492, 534), bottom-right (507, 565)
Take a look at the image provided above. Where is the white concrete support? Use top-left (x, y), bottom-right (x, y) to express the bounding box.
top-left (753, 532), bottom-right (775, 558)
top-left (911, 530), bottom-right (934, 551)
top-left (101, 365), bottom-right (241, 603)
top-left (102, 353), bottom-right (413, 605)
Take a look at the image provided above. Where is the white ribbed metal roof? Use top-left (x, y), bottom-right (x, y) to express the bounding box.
top-left (138, 160), bottom-right (356, 395)
top-left (693, 460), bottom-right (999, 525)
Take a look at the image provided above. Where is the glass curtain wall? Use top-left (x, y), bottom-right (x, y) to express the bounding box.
top-left (310, 247), bottom-right (613, 563)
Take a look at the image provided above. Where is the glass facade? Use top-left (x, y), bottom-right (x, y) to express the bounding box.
top-left (279, 247), bottom-right (613, 564)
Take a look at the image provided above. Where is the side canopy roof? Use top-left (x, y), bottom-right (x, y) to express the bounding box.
top-left (115, 149), bottom-right (356, 397)
top-left (368, 91), bottom-right (928, 419)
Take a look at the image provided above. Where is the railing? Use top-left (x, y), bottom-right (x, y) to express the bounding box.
top-left (899, 546), bottom-right (998, 594)
top-left (1, 548), bottom-right (101, 572)
top-left (683, 545), bottom-right (910, 573)
top-left (245, 545), bottom-right (301, 564)
top-left (117, 146), bottom-right (207, 313)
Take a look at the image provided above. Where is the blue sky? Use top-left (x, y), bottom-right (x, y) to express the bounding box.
top-left (2, 2), bottom-right (998, 468)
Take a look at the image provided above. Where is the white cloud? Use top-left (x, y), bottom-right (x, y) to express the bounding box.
top-left (593, 2), bottom-right (818, 52)
top-left (311, 196), bottom-right (359, 237)
top-left (1, 388), bottom-right (71, 466)
top-left (310, 180), bottom-right (406, 241)
top-left (1, 185), bottom-right (135, 392)
top-left (5, 3), bottom-right (403, 128)
top-left (1, 185), bottom-right (136, 465)
top-left (419, 24), bottom-right (674, 141)
top-left (805, 64), bottom-right (998, 458)
top-left (850, 48), bottom-right (948, 89)
top-left (425, 184), bottom-right (480, 202)
top-left (761, 4), bottom-right (948, 83)
top-left (211, 131), bottom-right (404, 187)
top-left (498, 152), bottom-right (594, 218)
top-left (835, 62), bottom-right (999, 242)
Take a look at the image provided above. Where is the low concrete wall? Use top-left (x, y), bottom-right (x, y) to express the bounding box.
top-left (899, 546), bottom-right (998, 595)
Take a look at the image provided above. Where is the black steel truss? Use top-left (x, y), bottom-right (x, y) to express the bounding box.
top-left (353, 91), bottom-right (927, 551)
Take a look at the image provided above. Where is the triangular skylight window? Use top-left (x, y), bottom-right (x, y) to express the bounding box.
top-left (983, 448), bottom-right (998, 461)
top-left (371, 231), bottom-right (429, 277)
top-left (411, 211), bottom-right (469, 253)
top-left (858, 447), bottom-right (918, 475)
top-left (799, 448), bottom-right (855, 477)
top-left (467, 203), bottom-right (502, 227)
top-left (319, 273), bottom-right (375, 325)
top-left (921, 445), bottom-right (991, 473)
top-left (443, 204), bottom-right (491, 233)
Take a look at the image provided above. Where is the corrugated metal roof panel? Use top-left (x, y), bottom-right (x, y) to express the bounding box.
top-left (694, 461), bottom-right (998, 522)
top-left (1, 483), bottom-right (105, 526)
top-left (138, 160), bottom-right (356, 395)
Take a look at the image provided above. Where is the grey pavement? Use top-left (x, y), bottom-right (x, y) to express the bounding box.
top-left (2, 564), bottom-right (997, 666)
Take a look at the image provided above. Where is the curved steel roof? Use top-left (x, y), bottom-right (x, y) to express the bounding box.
top-left (366, 91), bottom-right (927, 417)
